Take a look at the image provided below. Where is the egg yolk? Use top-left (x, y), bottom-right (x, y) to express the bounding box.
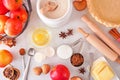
top-left (32, 28), bottom-right (50, 46)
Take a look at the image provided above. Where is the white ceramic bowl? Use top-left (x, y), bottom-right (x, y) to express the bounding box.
top-left (36, 0), bottom-right (72, 28)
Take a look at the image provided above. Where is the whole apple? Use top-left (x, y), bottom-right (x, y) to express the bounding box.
top-left (10, 7), bottom-right (28, 23)
top-left (4, 18), bottom-right (23, 37)
top-left (0, 15), bottom-right (9, 34)
top-left (3, 0), bottom-right (23, 10)
top-left (0, 0), bottom-right (9, 14)
top-left (0, 49), bottom-right (13, 68)
top-left (50, 64), bottom-right (70, 80)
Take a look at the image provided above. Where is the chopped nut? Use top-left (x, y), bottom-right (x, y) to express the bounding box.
top-left (10, 68), bottom-right (20, 80)
top-left (3, 67), bottom-right (20, 80)
top-left (41, 64), bottom-right (50, 74)
top-left (2, 38), bottom-right (16, 47)
top-left (3, 67), bottom-right (14, 79)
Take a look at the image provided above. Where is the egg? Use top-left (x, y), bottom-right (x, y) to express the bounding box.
top-left (32, 28), bottom-right (50, 46)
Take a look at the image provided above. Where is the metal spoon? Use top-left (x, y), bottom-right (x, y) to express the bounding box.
top-left (22, 48), bottom-right (35, 80)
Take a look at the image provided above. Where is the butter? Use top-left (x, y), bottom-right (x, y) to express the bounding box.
top-left (99, 66), bottom-right (114, 80)
top-left (92, 61), bottom-right (114, 80)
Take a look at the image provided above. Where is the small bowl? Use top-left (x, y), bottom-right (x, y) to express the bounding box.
top-left (36, 0), bottom-right (72, 28)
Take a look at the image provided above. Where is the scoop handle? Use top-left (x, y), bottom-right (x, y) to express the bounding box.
top-left (22, 56), bottom-right (31, 80)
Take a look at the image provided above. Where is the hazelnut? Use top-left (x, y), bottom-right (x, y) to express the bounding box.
top-left (33, 67), bottom-right (42, 75)
top-left (41, 64), bottom-right (50, 74)
top-left (19, 48), bottom-right (26, 55)
top-left (70, 76), bottom-right (82, 80)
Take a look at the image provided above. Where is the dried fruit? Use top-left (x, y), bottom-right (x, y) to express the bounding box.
top-left (19, 48), bottom-right (26, 55)
top-left (73, 0), bottom-right (87, 11)
top-left (41, 64), bottom-right (50, 74)
top-left (33, 67), bottom-right (42, 75)
top-left (70, 76), bottom-right (82, 80)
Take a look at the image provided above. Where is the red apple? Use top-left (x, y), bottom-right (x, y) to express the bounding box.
top-left (4, 18), bottom-right (23, 37)
top-left (0, 0), bottom-right (9, 14)
top-left (3, 0), bottom-right (23, 10)
top-left (0, 49), bottom-right (13, 68)
top-left (50, 64), bottom-right (70, 80)
top-left (0, 15), bottom-right (9, 34)
top-left (10, 7), bottom-right (28, 23)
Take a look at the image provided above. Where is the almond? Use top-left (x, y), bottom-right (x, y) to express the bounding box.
top-left (41, 64), bottom-right (50, 74)
top-left (33, 67), bottom-right (42, 75)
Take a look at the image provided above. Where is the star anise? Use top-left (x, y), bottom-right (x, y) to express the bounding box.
top-left (59, 32), bottom-right (67, 39)
top-left (66, 29), bottom-right (73, 36)
top-left (79, 67), bottom-right (86, 74)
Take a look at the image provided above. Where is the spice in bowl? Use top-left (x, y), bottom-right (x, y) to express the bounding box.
top-left (70, 53), bottom-right (84, 67)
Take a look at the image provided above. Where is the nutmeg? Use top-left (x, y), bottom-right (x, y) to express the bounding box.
top-left (70, 76), bottom-right (82, 80)
top-left (33, 67), bottom-right (42, 75)
top-left (41, 64), bottom-right (50, 74)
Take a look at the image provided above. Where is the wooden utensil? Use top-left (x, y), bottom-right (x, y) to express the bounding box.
top-left (81, 15), bottom-right (120, 55)
top-left (78, 28), bottom-right (120, 64)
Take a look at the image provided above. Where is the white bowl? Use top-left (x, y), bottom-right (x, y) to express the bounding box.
top-left (36, 0), bottom-right (72, 28)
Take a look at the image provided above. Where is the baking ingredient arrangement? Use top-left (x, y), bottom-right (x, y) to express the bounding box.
top-left (0, 0), bottom-right (120, 80)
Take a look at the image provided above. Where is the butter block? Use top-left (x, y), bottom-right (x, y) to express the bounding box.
top-left (99, 66), bottom-right (114, 80)
top-left (92, 61), bottom-right (114, 80)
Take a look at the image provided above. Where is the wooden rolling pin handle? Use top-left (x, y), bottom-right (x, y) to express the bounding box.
top-left (116, 56), bottom-right (120, 64)
top-left (78, 28), bottom-right (119, 63)
top-left (81, 15), bottom-right (100, 33)
top-left (78, 28), bottom-right (89, 37)
top-left (81, 15), bottom-right (120, 56)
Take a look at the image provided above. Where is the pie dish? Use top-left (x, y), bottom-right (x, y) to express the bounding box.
top-left (87, 0), bottom-right (120, 27)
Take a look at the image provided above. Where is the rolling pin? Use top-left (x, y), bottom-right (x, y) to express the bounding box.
top-left (78, 28), bottom-right (120, 64)
top-left (81, 15), bottom-right (120, 55)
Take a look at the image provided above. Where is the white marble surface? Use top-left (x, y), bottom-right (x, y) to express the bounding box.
top-left (0, 0), bottom-right (120, 80)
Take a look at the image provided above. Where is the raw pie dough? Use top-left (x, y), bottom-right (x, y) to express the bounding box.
top-left (87, 0), bottom-right (120, 27)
